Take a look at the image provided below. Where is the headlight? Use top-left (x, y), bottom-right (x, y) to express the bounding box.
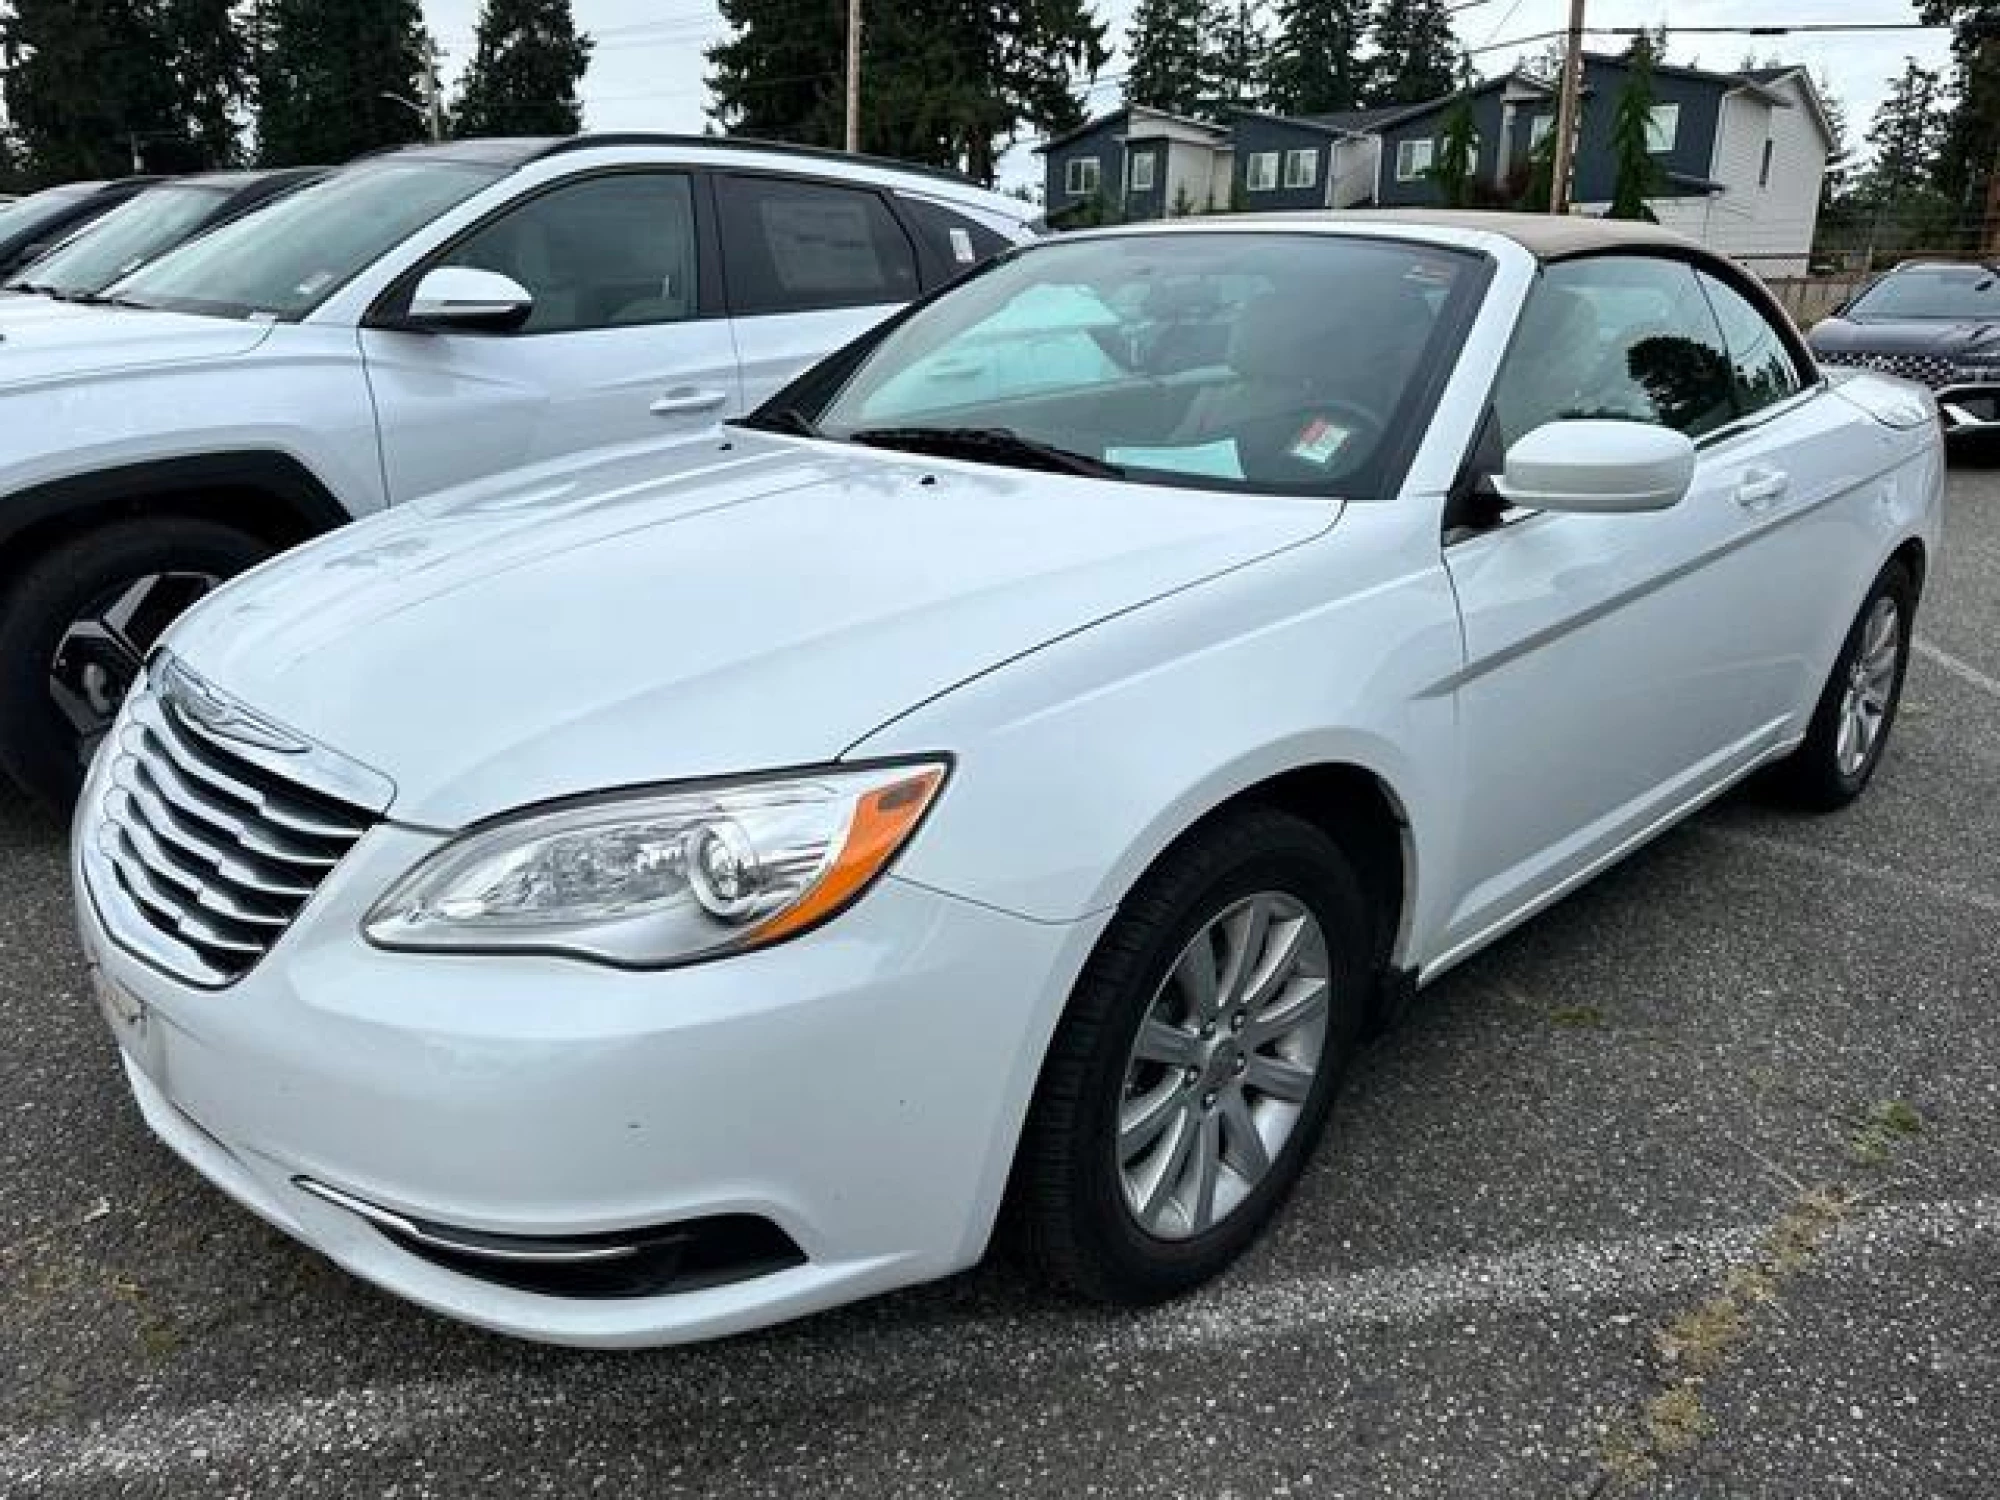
top-left (363, 761), bottom-right (947, 965)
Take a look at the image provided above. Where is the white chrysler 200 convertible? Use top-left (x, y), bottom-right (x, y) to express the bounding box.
top-left (74, 212), bottom-right (1942, 1346)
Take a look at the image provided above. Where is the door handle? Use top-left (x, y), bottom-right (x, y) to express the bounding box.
top-left (1735, 469), bottom-right (1790, 509)
top-left (650, 387), bottom-right (727, 417)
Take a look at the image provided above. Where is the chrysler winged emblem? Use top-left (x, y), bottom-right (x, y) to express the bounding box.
top-left (160, 657), bottom-right (311, 755)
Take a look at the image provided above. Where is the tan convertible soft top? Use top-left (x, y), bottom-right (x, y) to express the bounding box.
top-left (1220, 208), bottom-right (1701, 260)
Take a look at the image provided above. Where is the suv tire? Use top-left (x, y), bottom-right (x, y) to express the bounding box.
top-left (0, 518), bottom-right (269, 807)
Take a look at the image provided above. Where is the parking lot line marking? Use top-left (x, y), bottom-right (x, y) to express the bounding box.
top-left (6, 1195), bottom-right (1997, 1488)
top-left (1915, 637), bottom-right (2000, 700)
top-left (1697, 825), bottom-right (2000, 916)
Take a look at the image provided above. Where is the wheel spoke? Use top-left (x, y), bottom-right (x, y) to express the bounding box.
top-left (1238, 913), bottom-right (1310, 1013)
top-left (1187, 1110), bottom-right (1222, 1232)
top-left (1136, 1107), bottom-right (1198, 1226)
top-left (1172, 938), bottom-right (1220, 1020)
top-left (1133, 1016), bottom-right (1201, 1069)
top-left (1216, 900), bottom-right (1270, 1007)
top-left (1120, 1080), bottom-right (1188, 1162)
top-left (1245, 975), bottom-right (1328, 1048)
top-left (1244, 1052), bottom-right (1315, 1104)
top-left (1219, 1089), bottom-right (1270, 1183)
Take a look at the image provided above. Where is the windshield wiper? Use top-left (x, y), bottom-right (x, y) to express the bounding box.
top-left (846, 425), bottom-right (1124, 479)
top-left (738, 406), bottom-right (822, 438)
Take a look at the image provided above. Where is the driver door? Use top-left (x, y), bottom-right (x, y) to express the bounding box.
top-left (1436, 253), bottom-right (1800, 958)
top-left (359, 170), bottom-right (742, 502)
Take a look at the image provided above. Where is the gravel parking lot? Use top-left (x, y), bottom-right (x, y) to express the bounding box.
top-left (4, 462), bottom-right (1997, 1500)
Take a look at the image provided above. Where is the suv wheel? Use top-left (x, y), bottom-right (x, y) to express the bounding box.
top-left (0, 518), bottom-right (269, 806)
top-left (1007, 807), bottom-right (1371, 1304)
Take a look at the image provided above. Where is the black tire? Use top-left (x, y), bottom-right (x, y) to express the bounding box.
top-left (1773, 558), bottom-right (1917, 811)
top-left (0, 518), bottom-right (269, 808)
top-left (1006, 806), bottom-right (1373, 1305)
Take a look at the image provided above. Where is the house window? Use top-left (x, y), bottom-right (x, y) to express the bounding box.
top-left (1759, 138), bottom-right (1775, 188)
top-left (1064, 156), bottom-right (1101, 197)
top-left (1246, 151), bottom-right (1280, 191)
top-left (1529, 114), bottom-right (1553, 149)
top-left (1282, 148), bottom-right (1318, 189)
top-left (1645, 104), bottom-right (1679, 153)
top-left (1395, 138), bottom-right (1435, 182)
top-left (1129, 152), bottom-right (1155, 193)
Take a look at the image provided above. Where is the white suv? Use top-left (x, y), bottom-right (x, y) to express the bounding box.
top-left (0, 136), bottom-right (1034, 805)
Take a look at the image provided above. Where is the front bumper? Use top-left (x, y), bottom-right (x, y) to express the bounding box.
top-left (75, 818), bottom-right (1103, 1347)
top-left (1934, 382), bottom-right (2000, 432)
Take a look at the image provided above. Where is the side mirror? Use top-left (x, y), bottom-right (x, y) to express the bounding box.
top-left (1492, 419), bottom-right (1695, 515)
top-left (403, 266), bottom-right (534, 332)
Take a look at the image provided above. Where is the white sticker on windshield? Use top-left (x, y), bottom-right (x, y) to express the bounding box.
top-left (293, 270), bottom-right (334, 297)
top-left (949, 227), bottom-right (976, 264)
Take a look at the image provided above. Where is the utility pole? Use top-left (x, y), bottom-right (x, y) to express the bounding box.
top-left (421, 36), bottom-right (446, 143)
top-left (843, 0), bottom-right (862, 153)
top-left (1548, 0), bottom-right (1586, 214)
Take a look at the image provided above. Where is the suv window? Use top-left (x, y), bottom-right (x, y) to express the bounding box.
top-left (895, 196), bottom-right (1013, 287)
top-left (1699, 270), bottom-right (1804, 416)
top-left (718, 175), bottom-right (919, 315)
top-left (442, 172), bottom-right (700, 334)
top-left (1493, 255), bottom-right (1735, 446)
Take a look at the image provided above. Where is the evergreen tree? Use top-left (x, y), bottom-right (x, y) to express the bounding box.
top-left (707, 0), bottom-right (1106, 185)
top-left (1919, 1), bottom-right (2000, 223)
top-left (1125, 0), bottom-right (1210, 117)
top-left (1205, 0), bottom-right (1267, 117)
top-left (257, 0), bottom-right (428, 166)
top-left (1367, 0), bottom-right (1456, 106)
top-left (1264, 0), bottom-right (1370, 115)
top-left (1, 0), bottom-right (180, 182)
top-left (453, 0), bottom-right (592, 137)
top-left (1860, 60), bottom-right (1949, 209)
top-left (1607, 39), bottom-right (1664, 219)
top-left (1425, 91), bottom-right (1477, 206)
top-left (162, 0), bottom-right (254, 165)
top-left (1817, 69), bottom-right (1852, 206)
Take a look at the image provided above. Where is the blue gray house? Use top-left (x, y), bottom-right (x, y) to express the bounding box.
top-left (1040, 54), bottom-right (1832, 270)
top-left (1036, 105), bottom-right (1232, 222)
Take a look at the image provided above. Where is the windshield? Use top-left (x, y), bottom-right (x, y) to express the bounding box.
top-left (112, 161), bottom-right (504, 320)
top-left (1847, 265), bottom-right (2000, 321)
top-left (7, 183), bottom-right (225, 295)
top-left (801, 232), bottom-right (1484, 496)
top-left (0, 185), bottom-right (95, 245)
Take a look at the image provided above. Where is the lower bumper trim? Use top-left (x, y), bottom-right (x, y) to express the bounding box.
top-left (294, 1176), bottom-right (806, 1299)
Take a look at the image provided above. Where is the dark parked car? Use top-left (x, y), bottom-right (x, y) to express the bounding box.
top-left (0, 179), bottom-right (159, 281)
top-left (1808, 260), bottom-right (2000, 434)
top-left (3, 168), bottom-right (325, 303)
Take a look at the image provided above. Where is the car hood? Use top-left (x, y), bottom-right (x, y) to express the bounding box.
top-left (164, 433), bottom-right (1337, 827)
top-left (1809, 315), bottom-right (2000, 357)
top-left (0, 301), bottom-right (270, 385)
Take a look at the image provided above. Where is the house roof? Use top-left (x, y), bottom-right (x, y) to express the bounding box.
top-left (1034, 109), bottom-right (1125, 155)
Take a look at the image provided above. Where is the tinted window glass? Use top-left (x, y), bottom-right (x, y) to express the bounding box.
top-left (1699, 270), bottom-right (1803, 415)
top-left (719, 176), bottom-right (918, 315)
top-left (8, 183), bottom-right (223, 294)
top-left (803, 232), bottom-right (1484, 498)
top-left (1494, 255), bottom-right (1734, 445)
top-left (1847, 265), bottom-right (2000, 320)
top-left (895, 196), bottom-right (1012, 287)
top-left (116, 161), bottom-right (502, 319)
top-left (443, 173), bottom-right (699, 334)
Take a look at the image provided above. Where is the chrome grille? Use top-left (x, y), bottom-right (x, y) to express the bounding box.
top-left (1818, 350), bottom-right (1957, 389)
top-left (84, 659), bottom-right (391, 988)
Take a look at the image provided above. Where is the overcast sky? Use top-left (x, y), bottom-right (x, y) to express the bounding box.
top-left (421, 0), bottom-right (1955, 187)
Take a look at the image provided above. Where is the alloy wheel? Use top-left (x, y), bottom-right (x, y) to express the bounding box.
top-left (1115, 892), bottom-right (1331, 1241)
top-left (1834, 595), bottom-right (1901, 779)
top-left (48, 570), bottom-right (219, 765)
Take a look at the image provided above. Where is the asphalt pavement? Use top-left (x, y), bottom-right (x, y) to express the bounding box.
top-left (3, 461), bottom-right (1997, 1498)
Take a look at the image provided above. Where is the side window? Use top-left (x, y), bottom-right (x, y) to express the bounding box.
top-left (1699, 270), bottom-right (1805, 417)
top-left (1493, 255), bottom-right (1736, 447)
top-left (717, 175), bottom-right (919, 316)
top-left (443, 173), bottom-right (699, 335)
top-left (895, 196), bottom-right (1013, 288)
